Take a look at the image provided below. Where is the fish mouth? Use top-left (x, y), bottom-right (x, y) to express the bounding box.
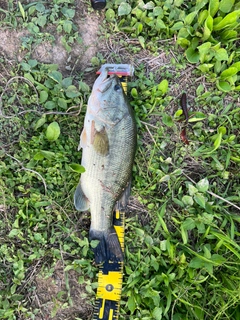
top-left (94, 68), bottom-right (118, 93)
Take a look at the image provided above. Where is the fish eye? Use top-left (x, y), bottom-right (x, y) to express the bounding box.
top-left (114, 84), bottom-right (122, 92)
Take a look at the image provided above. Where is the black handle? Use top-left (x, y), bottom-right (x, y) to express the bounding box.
top-left (91, 0), bottom-right (106, 10)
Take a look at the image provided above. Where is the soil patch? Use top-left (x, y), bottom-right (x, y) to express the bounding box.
top-left (31, 261), bottom-right (93, 320)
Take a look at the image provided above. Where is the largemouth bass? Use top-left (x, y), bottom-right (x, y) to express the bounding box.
top-left (74, 67), bottom-right (137, 264)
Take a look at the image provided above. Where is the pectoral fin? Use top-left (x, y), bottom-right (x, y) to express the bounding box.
top-left (92, 127), bottom-right (109, 156)
top-left (74, 183), bottom-right (90, 211)
top-left (79, 128), bottom-right (87, 151)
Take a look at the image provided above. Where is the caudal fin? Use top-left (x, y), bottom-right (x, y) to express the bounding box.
top-left (90, 227), bottom-right (123, 264)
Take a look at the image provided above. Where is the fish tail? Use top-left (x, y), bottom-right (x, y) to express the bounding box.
top-left (89, 227), bottom-right (123, 264)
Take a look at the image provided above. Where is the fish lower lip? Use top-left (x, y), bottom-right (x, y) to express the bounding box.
top-left (98, 77), bottom-right (112, 92)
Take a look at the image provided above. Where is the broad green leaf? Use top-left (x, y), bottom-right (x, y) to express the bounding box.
top-left (58, 97), bottom-right (68, 109)
top-left (156, 17), bottom-right (166, 30)
top-left (39, 91), bottom-right (48, 103)
top-left (118, 3), bottom-right (131, 16)
top-left (63, 20), bottom-right (72, 34)
top-left (21, 62), bottom-right (31, 71)
top-left (174, 109), bottom-right (183, 117)
top-left (196, 178), bottom-right (209, 192)
top-left (143, 1), bottom-right (155, 10)
top-left (197, 63), bottom-right (214, 73)
top-left (34, 201), bottom-right (51, 208)
top-left (205, 130), bottom-right (223, 154)
top-left (106, 8), bottom-right (115, 22)
top-left (219, 0), bottom-right (235, 13)
top-left (216, 80), bottom-right (232, 92)
top-left (48, 71), bottom-right (62, 83)
top-left (218, 126), bottom-right (226, 135)
top-left (36, 15), bottom-right (47, 27)
top-left (211, 254), bottom-right (226, 264)
top-left (46, 121), bottom-right (61, 141)
top-left (220, 67), bottom-right (238, 79)
top-left (188, 184), bottom-right (199, 195)
top-left (34, 114), bottom-right (46, 130)
top-left (215, 48), bottom-right (228, 61)
top-left (171, 21), bottom-right (184, 30)
top-left (159, 174), bottom-right (170, 182)
top-left (189, 257), bottom-right (205, 268)
top-left (153, 6), bottom-right (164, 17)
top-left (185, 47), bottom-right (200, 63)
top-left (34, 150), bottom-right (55, 160)
top-left (177, 38), bottom-right (190, 48)
top-left (194, 193), bottom-right (206, 208)
top-left (220, 30), bottom-right (238, 40)
top-left (198, 9), bottom-right (208, 25)
top-left (185, 11), bottom-right (197, 25)
top-left (24, 72), bottom-right (35, 83)
top-left (231, 62), bottom-right (240, 71)
top-left (213, 11), bottom-right (240, 31)
top-left (138, 35), bottom-right (145, 48)
top-left (136, 22), bottom-right (143, 35)
top-left (69, 163), bottom-right (85, 173)
top-left (45, 101), bottom-right (56, 110)
top-left (209, 0), bottom-right (219, 17)
top-left (131, 88), bottom-right (138, 98)
top-left (9, 228), bottom-right (20, 238)
top-left (35, 3), bottom-right (45, 12)
top-left (214, 60), bottom-right (222, 74)
top-left (127, 295), bottom-right (136, 313)
top-left (152, 307), bottom-right (163, 320)
top-left (178, 27), bottom-right (189, 39)
top-left (197, 42), bottom-right (212, 63)
top-left (188, 111), bottom-right (206, 122)
top-left (182, 218), bottom-right (195, 230)
top-left (79, 81), bottom-right (90, 92)
top-left (162, 113), bottom-right (173, 127)
top-left (65, 85), bottom-right (80, 98)
top-left (182, 195), bottom-right (194, 206)
top-left (61, 8), bottom-right (75, 19)
top-left (158, 79), bottom-right (168, 94)
top-left (33, 152), bottom-right (44, 160)
top-left (203, 15), bottom-right (213, 41)
top-left (28, 59), bottom-right (38, 67)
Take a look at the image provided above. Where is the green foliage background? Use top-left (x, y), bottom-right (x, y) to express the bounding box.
top-left (0, 0), bottom-right (239, 319)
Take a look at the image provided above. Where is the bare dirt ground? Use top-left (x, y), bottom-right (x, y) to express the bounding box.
top-left (0, 0), bottom-right (103, 75)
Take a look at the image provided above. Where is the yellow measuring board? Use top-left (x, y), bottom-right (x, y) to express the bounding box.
top-left (93, 209), bottom-right (125, 320)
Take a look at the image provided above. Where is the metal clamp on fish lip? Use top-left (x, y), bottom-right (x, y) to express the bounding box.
top-left (97, 64), bottom-right (134, 77)
top-left (97, 64), bottom-right (134, 95)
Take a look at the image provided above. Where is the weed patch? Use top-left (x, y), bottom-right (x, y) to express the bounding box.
top-left (0, 0), bottom-right (239, 319)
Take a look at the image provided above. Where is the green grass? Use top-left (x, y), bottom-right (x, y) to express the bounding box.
top-left (0, 0), bottom-right (240, 319)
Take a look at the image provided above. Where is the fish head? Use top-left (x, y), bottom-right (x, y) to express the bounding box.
top-left (88, 68), bottom-right (129, 124)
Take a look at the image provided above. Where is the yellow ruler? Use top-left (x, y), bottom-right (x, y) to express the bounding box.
top-left (93, 209), bottom-right (125, 320)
